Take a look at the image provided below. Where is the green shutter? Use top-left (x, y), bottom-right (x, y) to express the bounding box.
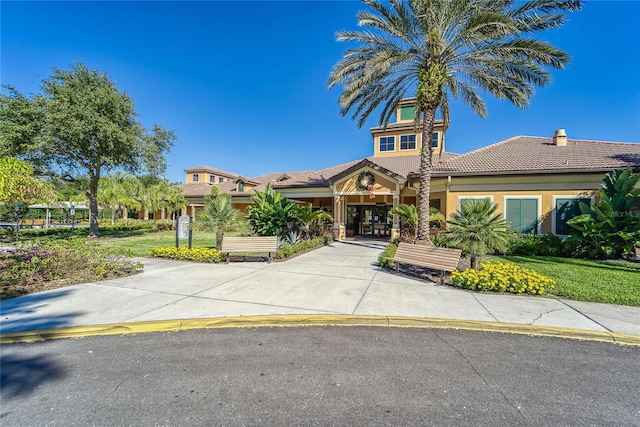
top-left (506, 199), bottom-right (538, 234)
top-left (521, 199), bottom-right (538, 234)
top-left (400, 106), bottom-right (415, 120)
top-left (505, 199), bottom-right (522, 232)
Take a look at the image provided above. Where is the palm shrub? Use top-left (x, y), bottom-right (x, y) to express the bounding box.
top-left (567, 169), bottom-right (640, 259)
top-left (296, 205), bottom-right (333, 238)
top-left (390, 204), bottom-right (444, 242)
top-left (328, 0), bottom-right (582, 243)
top-left (248, 184), bottom-right (301, 237)
top-left (194, 193), bottom-right (247, 251)
top-left (441, 199), bottom-right (512, 270)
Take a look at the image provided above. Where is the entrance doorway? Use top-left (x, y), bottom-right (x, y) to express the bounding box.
top-left (347, 205), bottom-right (391, 237)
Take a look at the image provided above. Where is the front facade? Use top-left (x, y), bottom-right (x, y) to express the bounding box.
top-left (178, 99), bottom-right (640, 240)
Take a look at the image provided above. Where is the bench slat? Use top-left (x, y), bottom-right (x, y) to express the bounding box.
top-left (221, 236), bottom-right (278, 262)
top-left (389, 243), bottom-right (462, 283)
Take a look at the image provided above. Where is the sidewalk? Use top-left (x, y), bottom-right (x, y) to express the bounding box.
top-left (1, 240), bottom-right (639, 340)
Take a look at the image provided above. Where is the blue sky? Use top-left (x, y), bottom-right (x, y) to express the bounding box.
top-left (2, 1), bottom-right (639, 184)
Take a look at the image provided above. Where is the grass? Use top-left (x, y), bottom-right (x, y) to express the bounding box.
top-left (90, 229), bottom-right (222, 256)
top-left (488, 255), bottom-right (640, 307)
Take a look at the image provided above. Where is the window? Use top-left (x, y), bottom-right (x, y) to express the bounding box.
top-left (192, 173), bottom-right (199, 182)
top-left (400, 134), bottom-right (416, 150)
top-left (209, 175), bottom-right (215, 183)
top-left (400, 105), bottom-right (415, 120)
top-left (379, 136), bottom-right (395, 152)
top-left (430, 199), bottom-right (441, 211)
top-left (431, 132), bottom-right (439, 148)
top-left (554, 197), bottom-right (591, 235)
top-left (237, 181), bottom-right (245, 192)
top-left (505, 198), bottom-right (539, 234)
top-left (219, 177), bottom-right (224, 183)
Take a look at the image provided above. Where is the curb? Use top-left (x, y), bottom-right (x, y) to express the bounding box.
top-left (1, 315), bottom-right (639, 346)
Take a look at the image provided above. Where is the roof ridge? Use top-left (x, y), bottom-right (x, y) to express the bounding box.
top-left (514, 135), bottom-right (639, 145)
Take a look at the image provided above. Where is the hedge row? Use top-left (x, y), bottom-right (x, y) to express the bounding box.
top-left (275, 235), bottom-right (334, 259)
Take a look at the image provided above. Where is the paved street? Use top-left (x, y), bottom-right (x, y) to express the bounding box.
top-left (2, 327), bottom-right (639, 426)
top-left (2, 240), bottom-right (639, 338)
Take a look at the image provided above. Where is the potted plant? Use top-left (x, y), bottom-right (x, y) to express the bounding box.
top-left (346, 220), bottom-right (355, 237)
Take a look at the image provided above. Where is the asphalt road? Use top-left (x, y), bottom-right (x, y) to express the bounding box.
top-left (1, 327), bottom-right (639, 426)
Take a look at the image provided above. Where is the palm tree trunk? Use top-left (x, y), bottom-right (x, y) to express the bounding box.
top-left (471, 255), bottom-right (479, 270)
top-left (415, 107), bottom-right (436, 244)
top-left (216, 229), bottom-right (224, 251)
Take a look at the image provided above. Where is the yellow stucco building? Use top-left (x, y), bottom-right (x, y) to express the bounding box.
top-left (178, 99), bottom-right (640, 240)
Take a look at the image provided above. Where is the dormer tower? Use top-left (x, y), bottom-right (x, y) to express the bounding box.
top-left (370, 98), bottom-right (446, 158)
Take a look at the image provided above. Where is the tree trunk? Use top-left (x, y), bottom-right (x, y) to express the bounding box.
top-left (471, 255), bottom-right (479, 271)
top-left (415, 107), bottom-right (436, 245)
top-left (89, 174), bottom-right (100, 237)
top-left (216, 229), bottom-right (224, 251)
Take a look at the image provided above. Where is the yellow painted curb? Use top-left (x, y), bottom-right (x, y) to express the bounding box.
top-left (1, 314), bottom-right (639, 346)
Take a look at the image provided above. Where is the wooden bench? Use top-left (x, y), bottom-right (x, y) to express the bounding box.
top-left (389, 242), bottom-right (462, 284)
top-left (221, 236), bottom-right (279, 263)
top-left (32, 219), bottom-right (46, 227)
top-left (18, 218), bottom-right (47, 228)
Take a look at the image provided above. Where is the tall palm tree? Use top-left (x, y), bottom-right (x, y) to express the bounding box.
top-left (442, 198), bottom-right (511, 270)
top-left (328, 0), bottom-right (582, 244)
top-left (138, 180), bottom-right (169, 220)
top-left (98, 172), bottom-right (141, 224)
top-left (165, 185), bottom-right (189, 221)
top-left (195, 193), bottom-right (246, 251)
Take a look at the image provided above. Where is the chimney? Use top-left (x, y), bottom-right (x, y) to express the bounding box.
top-left (553, 129), bottom-right (567, 146)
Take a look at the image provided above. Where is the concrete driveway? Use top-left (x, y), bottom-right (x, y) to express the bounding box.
top-left (1, 240), bottom-right (639, 337)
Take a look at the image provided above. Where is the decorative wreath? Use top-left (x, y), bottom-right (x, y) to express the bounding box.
top-left (356, 171), bottom-right (375, 190)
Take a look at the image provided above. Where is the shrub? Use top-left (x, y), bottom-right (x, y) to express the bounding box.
top-left (0, 242), bottom-right (143, 300)
top-left (567, 169), bottom-right (640, 259)
top-left (378, 242), bottom-right (398, 269)
top-left (505, 233), bottom-right (542, 256)
top-left (275, 235), bottom-right (333, 259)
top-left (150, 246), bottom-right (224, 263)
top-left (451, 261), bottom-right (555, 295)
top-left (505, 233), bottom-right (571, 257)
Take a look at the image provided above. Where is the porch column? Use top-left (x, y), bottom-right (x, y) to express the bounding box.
top-left (391, 194), bottom-right (400, 242)
top-left (332, 195), bottom-right (345, 240)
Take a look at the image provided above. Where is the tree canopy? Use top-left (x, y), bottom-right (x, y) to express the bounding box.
top-left (0, 61), bottom-right (175, 236)
top-left (329, 0), bottom-right (582, 243)
top-left (0, 157), bottom-right (57, 204)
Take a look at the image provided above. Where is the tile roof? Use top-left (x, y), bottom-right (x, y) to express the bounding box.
top-left (428, 136), bottom-right (640, 177)
top-left (365, 153), bottom-right (458, 178)
top-left (179, 135), bottom-right (639, 200)
top-left (176, 183), bottom-right (216, 198)
top-left (183, 165), bottom-right (240, 178)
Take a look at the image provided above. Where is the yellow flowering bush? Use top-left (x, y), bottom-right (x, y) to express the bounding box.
top-left (151, 247), bottom-right (223, 263)
top-left (450, 261), bottom-right (555, 295)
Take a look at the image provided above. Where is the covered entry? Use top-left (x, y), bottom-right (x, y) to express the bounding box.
top-left (346, 204), bottom-right (391, 237)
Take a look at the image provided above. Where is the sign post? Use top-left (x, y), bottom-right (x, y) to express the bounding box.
top-left (70, 204), bottom-right (76, 234)
top-left (14, 203), bottom-right (20, 242)
top-left (176, 214), bottom-right (190, 248)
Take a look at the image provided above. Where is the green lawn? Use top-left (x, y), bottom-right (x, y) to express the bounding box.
top-left (489, 255), bottom-right (640, 307)
top-left (90, 229), bottom-right (221, 256)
